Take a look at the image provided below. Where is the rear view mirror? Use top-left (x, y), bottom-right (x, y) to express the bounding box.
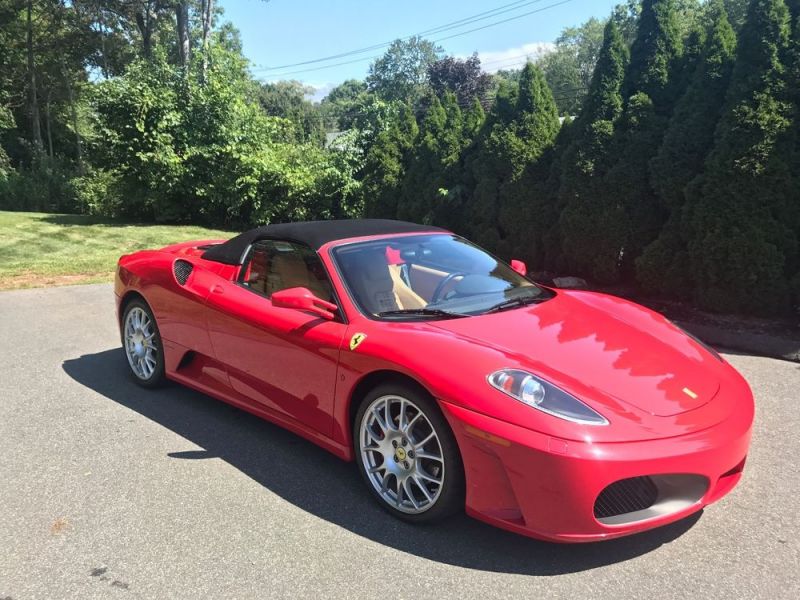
top-left (271, 287), bottom-right (337, 320)
top-left (510, 259), bottom-right (528, 276)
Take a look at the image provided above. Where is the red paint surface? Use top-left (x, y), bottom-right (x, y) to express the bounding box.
top-left (115, 230), bottom-right (754, 542)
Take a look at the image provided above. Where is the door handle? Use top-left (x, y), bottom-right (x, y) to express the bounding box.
top-left (211, 284), bottom-right (224, 294)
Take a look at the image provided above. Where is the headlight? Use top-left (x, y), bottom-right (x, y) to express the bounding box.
top-left (488, 369), bottom-right (609, 426)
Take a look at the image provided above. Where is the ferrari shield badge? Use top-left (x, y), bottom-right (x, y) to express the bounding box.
top-left (349, 333), bottom-right (367, 351)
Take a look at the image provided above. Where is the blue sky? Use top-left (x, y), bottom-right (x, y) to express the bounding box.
top-left (222, 0), bottom-right (621, 99)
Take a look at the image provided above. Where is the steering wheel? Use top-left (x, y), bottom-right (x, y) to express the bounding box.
top-left (431, 272), bottom-right (467, 303)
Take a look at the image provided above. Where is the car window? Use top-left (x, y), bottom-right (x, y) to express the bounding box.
top-left (332, 234), bottom-right (551, 319)
top-left (239, 240), bottom-right (334, 303)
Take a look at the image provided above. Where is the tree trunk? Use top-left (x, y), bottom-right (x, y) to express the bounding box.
top-left (201, 0), bottom-right (213, 80)
top-left (26, 0), bottom-right (43, 160)
top-left (45, 92), bottom-right (53, 159)
top-left (135, 5), bottom-right (153, 59)
top-left (98, 4), bottom-right (109, 78)
top-left (64, 69), bottom-right (83, 173)
top-left (176, 2), bottom-right (191, 68)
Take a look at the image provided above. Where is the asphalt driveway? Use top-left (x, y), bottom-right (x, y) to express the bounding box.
top-left (0, 284), bottom-right (798, 599)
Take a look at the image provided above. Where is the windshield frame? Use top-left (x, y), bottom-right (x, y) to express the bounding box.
top-left (328, 232), bottom-right (552, 321)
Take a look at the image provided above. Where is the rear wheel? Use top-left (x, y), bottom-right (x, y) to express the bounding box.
top-left (122, 299), bottom-right (166, 388)
top-left (354, 382), bottom-right (464, 523)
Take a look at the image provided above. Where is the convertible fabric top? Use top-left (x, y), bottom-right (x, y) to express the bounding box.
top-left (201, 219), bottom-right (446, 265)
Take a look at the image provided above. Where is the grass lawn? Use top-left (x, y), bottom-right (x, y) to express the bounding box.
top-left (0, 211), bottom-right (232, 290)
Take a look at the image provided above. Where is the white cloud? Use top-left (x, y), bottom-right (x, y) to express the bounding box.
top-left (307, 82), bottom-right (337, 102)
top-left (468, 42), bottom-right (555, 73)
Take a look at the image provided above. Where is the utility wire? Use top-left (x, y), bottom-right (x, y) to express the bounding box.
top-left (253, 0), bottom-right (577, 78)
top-left (254, 0), bottom-right (545, 71)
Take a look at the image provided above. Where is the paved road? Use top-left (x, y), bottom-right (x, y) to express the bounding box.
top-left (0, 284), bottom-right (798, 599)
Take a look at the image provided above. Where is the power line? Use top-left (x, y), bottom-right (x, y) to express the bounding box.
top-left (434, 0), bottom-right (574, 44)
top-left (253, 0), bottom-right (577, 78)
top-left (254, 0), bottom-right (546, 71)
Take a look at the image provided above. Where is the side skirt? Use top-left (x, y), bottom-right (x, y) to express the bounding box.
top-left (166, 370), bottom-right (352, 462)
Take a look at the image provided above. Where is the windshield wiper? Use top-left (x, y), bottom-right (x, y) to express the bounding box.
top-left (377, 308), bottom-right (467, 319)
top-left (484, 295), bottom-right (543, 314)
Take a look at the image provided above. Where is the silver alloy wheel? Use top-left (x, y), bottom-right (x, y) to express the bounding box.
top-left (124, 306), bottom-right (158, 380)
top-left (359, 394), bottom-right (445, 514)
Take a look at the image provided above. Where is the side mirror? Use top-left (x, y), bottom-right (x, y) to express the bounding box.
top-left (510, 259), bottom-right (528, 276)
top-left (271, 287), bottom-right (338, 320)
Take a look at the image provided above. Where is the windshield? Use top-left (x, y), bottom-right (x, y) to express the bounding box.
top-left (331, 234), bottom-right (554, 320)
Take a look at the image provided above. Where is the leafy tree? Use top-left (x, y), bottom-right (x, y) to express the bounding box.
top-left (256, 80), bottom-right (325, 143)
top-left (557, 19), bottom-right (629, 278)
top-left (723, 0), bottom-right (750, 28)
top-left (366, 36), bottom-right (443, 104)
top-left (686, 0), bottom-right (796, 314)
top-left (427, 53), bottom-right (493, 106)
top-left (91, 44), bottom-right (358, 226)
top-left (539, 17), bottom-right (606, 115)
top-left (319, 79), bottom-right (367, 130)
top-left (638, 0), bottom-right (737, 295)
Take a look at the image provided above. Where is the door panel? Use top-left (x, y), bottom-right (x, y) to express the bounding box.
top-left (205, 281), bottom-right (346, 437)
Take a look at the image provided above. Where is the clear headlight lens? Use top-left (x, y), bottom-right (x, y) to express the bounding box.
top-left (488, 369), bottom-right (609, 426)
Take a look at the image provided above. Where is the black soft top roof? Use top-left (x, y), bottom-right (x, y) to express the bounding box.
top-left (201, 219), bottom-right (446, 265)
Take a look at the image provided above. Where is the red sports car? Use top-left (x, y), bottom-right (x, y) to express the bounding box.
top-left (115, 219), bottom-right (753, 542)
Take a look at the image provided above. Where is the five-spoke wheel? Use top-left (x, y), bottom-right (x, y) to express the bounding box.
top-left (355, 383), bottom-right (464, 522)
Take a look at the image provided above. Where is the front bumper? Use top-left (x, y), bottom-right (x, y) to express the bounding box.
top-left (440, 386), bottom-right (753, 543)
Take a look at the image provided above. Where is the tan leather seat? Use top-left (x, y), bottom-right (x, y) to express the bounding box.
top-left (270, 252), bottom-right (332, 301)
top-left (344, 250), bottom-right (426, 314)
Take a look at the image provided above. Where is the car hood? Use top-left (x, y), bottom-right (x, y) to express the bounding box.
top-left (428, 290), bottom-right (720, 418)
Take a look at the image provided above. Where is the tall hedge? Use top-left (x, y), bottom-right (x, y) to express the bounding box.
top-left (637, 1), bottom-right (737, 295)
top-left (557, 19), bottom-right (629, 278)
top-left (687, 0), bottom-right (796, 314)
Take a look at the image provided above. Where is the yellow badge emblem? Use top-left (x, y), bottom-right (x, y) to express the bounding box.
top-left (349, 333), bottom-right (367, 351)
top-left (682, 387), bottom-right (698, 399)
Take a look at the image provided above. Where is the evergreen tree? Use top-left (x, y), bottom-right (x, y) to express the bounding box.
top-left (461, 78), bottom-right (519, 251)
top-left (638, 1), bottom-right (737, 296)
top-left (496, 64), bottom-right (560, 260)
top-left (687, 0), bottom-right (796, 314)
top-left (462, 96), bottom-right (485, 143)
top-left (396, 93), bottom-right (465, 224)
top-left (361, 104), bottom-right (418, 218)
top-left (623, 0), bottom-right (685, 112)
top-left (462, 63), bottom-right (558, 255)
top-left (590, 0), bottom-right (685, 282)
top-left (557, 19), bottom-right (629, 278)
top-left (433, 97), bottom-right (485, 233)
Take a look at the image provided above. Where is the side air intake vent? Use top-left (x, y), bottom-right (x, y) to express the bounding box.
top-left (173, 259), bottom-right (194, 285)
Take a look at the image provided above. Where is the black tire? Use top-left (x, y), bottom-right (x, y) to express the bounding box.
top-left (121, 298), bottom-right (166, 388)
top-left (354, 381), bottom-right (465, 524)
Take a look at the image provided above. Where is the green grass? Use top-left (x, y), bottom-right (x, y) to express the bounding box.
top-left (0, 211), bottom-right (232, 289)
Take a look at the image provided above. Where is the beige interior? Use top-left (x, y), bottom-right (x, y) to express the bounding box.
top-left (387, 265), bottom-right (427, 309)
top-left (407, 264), bottom-right (449, 301)
top-left (341, 250), bottom-right (429, 314)
top-left (269, 252), bottom-right (332, 301)
top-left (244, 248), bottom-right (332, 302)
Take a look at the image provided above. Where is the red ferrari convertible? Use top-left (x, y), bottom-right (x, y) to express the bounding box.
top-left (115, 219), bottom-right (753, 542)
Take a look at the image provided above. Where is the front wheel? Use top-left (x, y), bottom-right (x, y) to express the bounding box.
top-left (354, 383), bottom-right (464, 523)
top-left (122, 299), bottom-right (166, 388)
